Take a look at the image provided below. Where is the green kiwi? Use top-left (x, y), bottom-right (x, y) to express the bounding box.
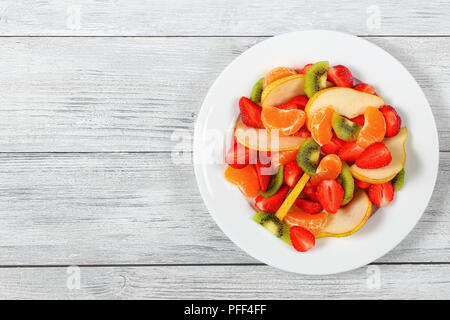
top-left (253, 212), bottom-right (291, 244)
top-left (297, 138), bottom-right (320, 176)
top-left (331, 113), bottom-right (362, 141)
top-left (280, 223), bottom-right (292, 245)
top-left (337, 161), bottom-right (355, 205)
top-left (260, 165), bottom-right (284, 198)
top-left (304, 61), bottom-right (329, 98)
top-left (391, 169), bottom-right (405, 191)
top-left (250, 77), bottom-right (264, 104)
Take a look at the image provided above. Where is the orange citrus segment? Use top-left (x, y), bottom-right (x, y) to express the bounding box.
top-left (309, 107), bottom-right (334, 145)
top-left (284, 210), bottom-right (328, 235)
top-left (261, 107), bottom-right (306, 136)
top-left (263, 67), bottom-right (297, 89)
top-left (310, 154), bottom-right (342, 186)
top-left (224, 165), bottom-right (260, 198)
top-left (357, 106), bottom-right (386, 148)
top-left (271, 150), bottom-right (298, 167)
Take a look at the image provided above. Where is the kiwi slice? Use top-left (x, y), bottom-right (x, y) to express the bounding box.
top-left (337, 161), bottom-right (355, 205)
top-left (250, 78), bottom-right (264, 104)
top-left (253, 212), bottom-right (291, 244)
top-left (260, 165), bottom-right (284, 198)
top-left (304, 61), bottom-right (329, 98)
top-left (392, 169), bottom-right (405, 191)
top-left (332, 113), bottom-right (362, 141)
top-left (297, 138), bottom-right (320, 176)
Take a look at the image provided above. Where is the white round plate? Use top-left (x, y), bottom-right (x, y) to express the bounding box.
top-left (193, 30), bottom-right (439, 275)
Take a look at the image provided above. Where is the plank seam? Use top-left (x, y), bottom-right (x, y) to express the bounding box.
top-left (0, 262), bottom-right (447, 269)
top-left (0, 35), bottom-right (449, 38)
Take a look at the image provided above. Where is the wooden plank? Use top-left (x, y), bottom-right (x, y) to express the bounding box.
top-left (0, 152), bottom-right (447, 265)
top-left (0, 36), bottom-right (448, 152)
top-left (0, 264), bottom-right (448, 299)
top-left (0, 0), bottom-right (449, 36)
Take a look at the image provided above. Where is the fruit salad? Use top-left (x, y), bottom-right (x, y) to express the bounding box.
top-left (224, 61), bottom-right (407, 252)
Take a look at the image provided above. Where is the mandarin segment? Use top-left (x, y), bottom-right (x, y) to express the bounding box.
top-left (357, 106), bottom-right (386, 148)
top-left (261, 106), bottom-right (306, 136)
top-left (309, 107), bottom-right (334, 145)
top-left (224, 165), bottom-right (260, 198)
top-left (263, 67), bottom-right (297, 89)
top-left (284, 210), bottom-right (328, 235)
top-left (310, 154), bottom-right (342, 186)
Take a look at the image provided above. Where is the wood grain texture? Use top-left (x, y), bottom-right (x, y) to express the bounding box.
top-left (0, 36), bottom-right (448, 152)
top-left (0, 264), bottom-right (448, 299)
top-left (0, 151), bottom-right (447, 265)
top-left (0, 0), bottom-right (449, 36)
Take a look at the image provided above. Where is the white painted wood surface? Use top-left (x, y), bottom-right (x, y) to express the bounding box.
top-left (0, 264), bottom-right (448, 299)
top-left (0, 0), bottom-right (448, 299)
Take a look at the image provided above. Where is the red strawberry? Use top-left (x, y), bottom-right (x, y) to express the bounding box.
top-left (355, 178), bottom-right (371, 189)
top-left (315, 180), bottom-right (344, 214)
top-left (288, 95), bottom-right (309, 109)
top-left (356, 142), bottom-right (392, 169)
top-left (295, 198), bottom-right (323, 214)
top-left (368, 182), bottom-right (394, 207)
top-left (302, 180), bottom-right (318, 201)
top-left (276, 102), bottom-right (299, 110)
top-left (255, 185), bottom-right (289, 213)
top-left (290, 226), bottom-right (315, 252)
top-left (284, 161), bottom-right (303, 188)
top-left (299, 64), bottom-right (313, 74)
top-left (338, 142), bottom-right (365, 163)
top-left (255, 161), bottom-right (272, 192)
top-left (292, 126), bottom-right (312, 138)
top-left (353, 83), bottom-right (376, 95)
top-left (350, 115), bottom-right (365, 126)
top-left (239, 96), bottom-right (262, 128)
top-left (380, 105), bottom-right (401, 137)
top-left (321, 135), bottom-right (345, 155)
top-left (277, 95), bottom-right (309, 110)
top-left (225, 140), bottom-right (257, 168)
top-left (327, 65), bottom-right (353, 87)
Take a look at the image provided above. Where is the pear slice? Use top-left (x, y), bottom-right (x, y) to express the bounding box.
top-left (234, 121), bottom-right (305, 151)
top-left (316, 189), bottom-right (372, 238)
top-left (305, 87), bottom-right (385, 120)
top-left (261, 74), bottom-right (333, 109)
top-left (261, 74), bottom-right (305, 109)
top-left (350, 127), bottom-right (407, 184)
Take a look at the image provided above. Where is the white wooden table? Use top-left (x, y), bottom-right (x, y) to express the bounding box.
top-left (0, 0), bottom-right (448, 299)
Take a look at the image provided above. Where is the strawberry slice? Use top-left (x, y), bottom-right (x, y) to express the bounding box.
top-left (356, 142), bottom-right (392, 169)
top-left (327, 65), bottom-right (353, 87)
top-left (302, 180), bottom-right (318, 202)
top-left (255, 185), bottom-right (289, 213)
top-left (338, 141), bottom-right (365, 163)
top-left (284, 161), bottom-right (303, 188)
top-left (321, 135), bottom-right (345, 155)
top-left (350, 115), bottom-right (365, 126)
top-left (295, 198), bottom-right (323, 214)
top-left (277, 95), bottom-right (309, 110)
top-left (255, 160), bottom-right (272, 192)
top-left (315, 180), bottom-right (344, 214)
top-left (380, 105), bottom-right (401, 137)
top-left (292, 126), bottom-right (312, 138)
top-left (368, 182), bottom-right (394, 206)
top-left (353, 83), bottom-right (376, 95)
top-left (239, 96), bottom-right (262, 128)
top-left (289, 226), bottom-right (315, 252)
top-left (225, 140), bottom-right (257, 168)
top-left (288, 95), bottom-right (309, 109)
top-left (355, 178), bottom-right (371, 189)
top-left (298, 64), bottom-right (313, 75)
